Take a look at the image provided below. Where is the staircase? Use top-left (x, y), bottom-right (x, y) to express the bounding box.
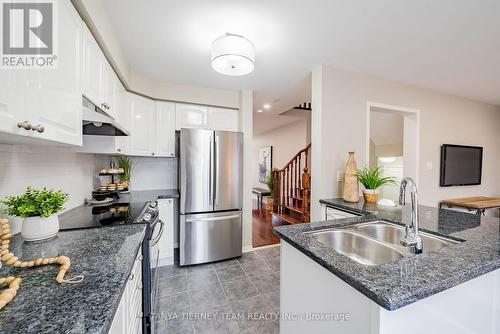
top-left (272, 144), bottom-right (311, 225)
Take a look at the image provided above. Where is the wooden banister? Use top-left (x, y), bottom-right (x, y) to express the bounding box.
top-left (272, 143), bottom-right (311, 223)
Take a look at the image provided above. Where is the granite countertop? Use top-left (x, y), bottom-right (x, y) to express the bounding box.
top-left (117, 188), bottom-right (179, 203)
top-left (274, 198), bottom-right (500, 310)
top-left (0, 224), bottom-right (146, 334)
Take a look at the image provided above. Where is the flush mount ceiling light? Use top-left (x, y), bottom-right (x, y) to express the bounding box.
top-left (211, 33), bottom-right (255, 76)
top-left (379, 157), bottom-right (397, 163)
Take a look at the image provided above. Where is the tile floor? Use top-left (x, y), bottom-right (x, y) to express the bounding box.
top-left (155, 245), bottom-right (281, 334)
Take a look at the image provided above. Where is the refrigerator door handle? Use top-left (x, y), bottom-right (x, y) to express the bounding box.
top-left (185, 214), bottom-right (241, 222)
top-left (214, 135), bottom-right (219, 206)
top-left (208, 135), bottom-right (213, 206)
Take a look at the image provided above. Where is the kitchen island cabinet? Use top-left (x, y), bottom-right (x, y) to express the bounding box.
top-left (275, 200), bottom-right (500, 334)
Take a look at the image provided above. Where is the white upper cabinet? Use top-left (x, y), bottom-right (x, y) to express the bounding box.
top-left (82, 25), bottom-right (120, 119)
top-left (128, 94), bottom-right (155, 156)
top-left (208, 107), bottom-right (239, 131)
top-left (0, 64), bottom-right (28, 138)
top-left (175, 104), bottom-right (208, 130)
top-left (0, 0), bottom-right (83, 146)
top-left (82, 25), bottom-right (102, 107)
top-left (155, 101), bottom-right (176, 157)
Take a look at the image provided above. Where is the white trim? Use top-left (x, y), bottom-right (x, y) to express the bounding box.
top-left (366, 101), bottom-right (420, 186)
top-left (243, 243), bottom-right (281, 253)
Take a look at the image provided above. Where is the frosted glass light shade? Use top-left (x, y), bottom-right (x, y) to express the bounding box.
top-left (379, 157), bottom-right (397, 163)
top-left (211, 34), bottom-right (255, 76)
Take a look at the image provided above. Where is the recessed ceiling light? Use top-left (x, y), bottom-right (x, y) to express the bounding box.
top-left (211, 33), bottom-right (255, 76)
top-left (263, 104), bottom-right (271, 110)
top-left (257, 109), bottom-right (263, 113)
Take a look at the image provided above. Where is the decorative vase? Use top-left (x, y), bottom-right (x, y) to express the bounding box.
top-left (266, 197), bottom-right (274, 211)
top-left (343, 152), bottom-right (359, 203)
top-left (21, 214), bottom-right (59, 242)
top-left (363, 189), bottom-right (379, 203)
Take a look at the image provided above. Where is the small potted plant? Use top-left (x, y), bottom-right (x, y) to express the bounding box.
top-left (115, 156), bottom-right (132, 190)
top-left (266, 171), bottom-right (275, 211)
top-left (356, 167), bottom-right (396, 203)
top-left (1, 187), bottom-right (69, 241)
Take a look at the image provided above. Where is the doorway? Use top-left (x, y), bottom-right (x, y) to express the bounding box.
top-left (366, 102), bottom-right (420, 202)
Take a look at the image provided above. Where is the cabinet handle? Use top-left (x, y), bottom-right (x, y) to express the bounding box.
top-left (101, 103), bottom-right (109, 110)
top-left (32, 124), bottom-right (45, 133)
top-left (129, 273), bottom-right (135, 280)
top-left (137, 312), bottom-right (143, 318)
top-left (116, 148), bottom-right (122, 152)
top-left (151, 152), bottom-right (155, 156)
top-left (17, 121), bottom-right (32, 130)
top-left (170, 153), bottom-right (174, 157)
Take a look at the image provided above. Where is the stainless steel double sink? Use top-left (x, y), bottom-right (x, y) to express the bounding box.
top-left (308, 221), bottom-right (461, 265)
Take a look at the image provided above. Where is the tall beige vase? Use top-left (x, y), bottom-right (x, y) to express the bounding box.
top-left (343, 152), bottom-right (359, 202)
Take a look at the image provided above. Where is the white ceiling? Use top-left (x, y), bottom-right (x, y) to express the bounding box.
top-left (102, 0), bottom-right (500, 120)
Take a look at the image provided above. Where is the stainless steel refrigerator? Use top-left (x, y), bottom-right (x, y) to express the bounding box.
top-left (179, 128), bottom-right (243, 266)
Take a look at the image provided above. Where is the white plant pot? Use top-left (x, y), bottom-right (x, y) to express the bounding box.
top-left (21, 214), bottom-right (59, 242)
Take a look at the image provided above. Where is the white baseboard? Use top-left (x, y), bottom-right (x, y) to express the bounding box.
top-left (243, 243), bottom-right (280, 253)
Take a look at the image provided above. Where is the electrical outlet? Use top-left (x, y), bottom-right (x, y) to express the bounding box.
top-left (337, 170), bottom-right (344, 182)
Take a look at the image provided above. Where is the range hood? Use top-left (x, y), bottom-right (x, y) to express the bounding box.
top-left (82, 96), bottom-right (130, 136)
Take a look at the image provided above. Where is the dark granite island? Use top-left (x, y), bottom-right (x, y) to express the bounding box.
top-left (274, 198), bottom-right (500, 334)
top-left (0, 225), bottom-right (145, 334)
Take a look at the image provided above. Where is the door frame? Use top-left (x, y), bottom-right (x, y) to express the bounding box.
top-left (365, 101), bottom-right (421, 186)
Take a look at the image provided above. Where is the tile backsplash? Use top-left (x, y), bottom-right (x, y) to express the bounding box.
top-left (95, 155), bottom-right (177, 191)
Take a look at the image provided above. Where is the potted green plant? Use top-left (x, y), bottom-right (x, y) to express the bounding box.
top-left (266, 171), bottom-right (275, 211)
top-left (356, 167), bottom-right (397, 203)
top-left (1, 187), bottom-right (69, 241)
top-left (115, 156), bottom-right (132, 190)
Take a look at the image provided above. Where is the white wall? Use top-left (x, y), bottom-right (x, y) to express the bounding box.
top-left (253, 120), bottom-right (308, 189)
top-left (311, 65), bottom-right (500, 220)
top-left (240, 89), bottom-right (254, 251)
top-left (0, 144), bottom-right (98, 233)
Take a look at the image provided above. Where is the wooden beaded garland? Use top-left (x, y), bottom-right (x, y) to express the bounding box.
top-left (0, 219), bottom-right (83, 310)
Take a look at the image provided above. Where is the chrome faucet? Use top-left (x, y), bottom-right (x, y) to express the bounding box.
top-left (399, 177), bottom-right (423, 254)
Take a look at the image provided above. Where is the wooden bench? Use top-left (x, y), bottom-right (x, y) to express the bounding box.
top-left (439, 196), bottom-right (500, 215)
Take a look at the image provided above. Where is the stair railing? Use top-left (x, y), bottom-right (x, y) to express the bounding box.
top-left (272, 143), bottom-right (311, 222)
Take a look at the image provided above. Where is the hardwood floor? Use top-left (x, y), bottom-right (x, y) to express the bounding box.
top-left (252, 206), bottom-right (280, 248)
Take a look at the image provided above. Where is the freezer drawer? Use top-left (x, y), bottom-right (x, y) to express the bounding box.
top-left (180, 211), bottom-right (242, 266)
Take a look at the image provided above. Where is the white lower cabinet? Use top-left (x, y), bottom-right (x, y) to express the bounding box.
top-left (157, 198), bottom-right (175, 266)
top-left (321, 204), bottom-right (360, 220)
top-left (109, 248), bottom-right (143, 334)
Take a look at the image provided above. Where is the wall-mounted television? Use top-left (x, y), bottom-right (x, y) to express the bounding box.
top-left (440, 144), bottom-right (483, 187)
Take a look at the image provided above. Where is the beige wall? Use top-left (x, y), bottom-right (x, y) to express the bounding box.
top-left (253, 120), bottom-right (308, 189)
top-left (311, 65), bottom-right (500, 219)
